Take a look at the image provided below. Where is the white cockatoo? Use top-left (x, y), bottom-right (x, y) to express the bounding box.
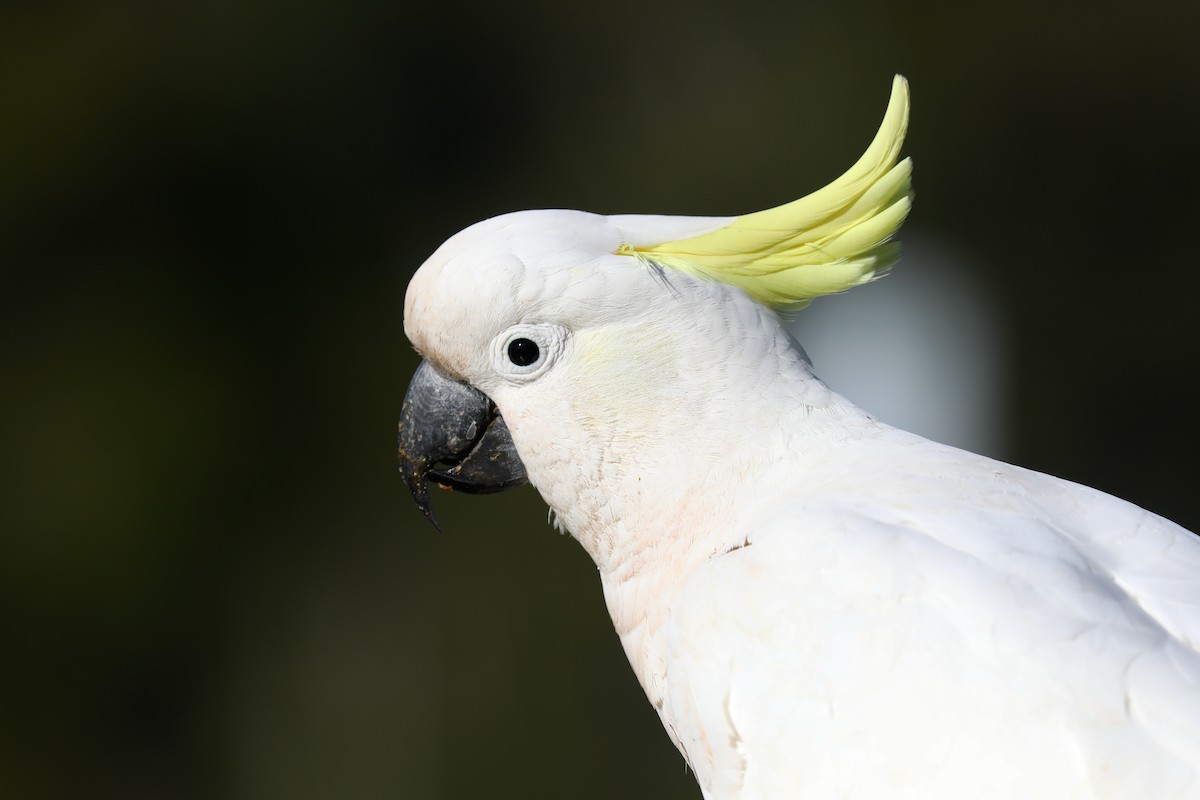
top-left (397, 76), bottom-right (1200, 799)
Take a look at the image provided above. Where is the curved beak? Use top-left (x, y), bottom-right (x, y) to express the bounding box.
top-left (397, 360), bottom-right (528, 529)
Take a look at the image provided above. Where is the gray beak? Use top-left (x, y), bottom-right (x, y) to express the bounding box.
top-left (397, 360), bottom-right (528, 528)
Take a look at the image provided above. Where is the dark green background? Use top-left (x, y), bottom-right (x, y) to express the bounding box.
top-left (2, 1), bottom-right (1197, 798)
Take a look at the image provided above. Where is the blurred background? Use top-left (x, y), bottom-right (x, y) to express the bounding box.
top-left (2, 1), bottom-right (1198, 798)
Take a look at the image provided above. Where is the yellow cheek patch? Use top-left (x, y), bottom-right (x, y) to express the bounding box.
top-left (570, 326), bottom-right (681, 428)
top-left (617, 75), bottom-right (912, 311)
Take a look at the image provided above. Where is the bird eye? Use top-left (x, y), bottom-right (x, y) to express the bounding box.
top-left (494, 324), bottom-right (565, 381)
top-left (507, 338), bottom-right (540, 367)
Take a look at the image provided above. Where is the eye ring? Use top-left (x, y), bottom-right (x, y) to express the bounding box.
top-left (507, 337), bottom-right (540, 367)
top-left (493, 323), bottom-right (567, 382)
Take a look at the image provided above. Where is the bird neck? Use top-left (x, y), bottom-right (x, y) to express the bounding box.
top-left (512, 291), bottom-right (875, 579)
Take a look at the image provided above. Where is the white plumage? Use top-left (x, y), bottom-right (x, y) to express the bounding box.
top-left (663, 435), bottom-right (1200, 798)
top-left (399, 80), bottom-right (1200, 798)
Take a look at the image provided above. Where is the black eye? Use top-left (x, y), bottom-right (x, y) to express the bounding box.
top-left (507, 338), bottom-right (540, 367)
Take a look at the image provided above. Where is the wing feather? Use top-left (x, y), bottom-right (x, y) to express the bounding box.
top-left (661, 442), bottom-right (1200, 799)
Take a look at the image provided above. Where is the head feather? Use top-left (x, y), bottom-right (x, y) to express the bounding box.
top-left (616, 75), bottom-right (913, 311)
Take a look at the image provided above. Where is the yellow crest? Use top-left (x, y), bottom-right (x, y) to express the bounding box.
top-left (617, 75), bottom-right (913, 311)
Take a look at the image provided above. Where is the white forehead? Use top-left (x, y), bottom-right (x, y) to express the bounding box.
top-left (403, 208), bottom-right (734, 377)
top-left (436, 208), bottom-right (615, 267)
top-left (405, 211), bottom-right (615, 363)
top-left (408, 211), bottom-right (604, 333)
top-left (430, 209), bottom-right (620, 305)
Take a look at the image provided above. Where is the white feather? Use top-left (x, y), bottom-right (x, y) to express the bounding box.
top-left (661, 435), bottom-right (1200, 798)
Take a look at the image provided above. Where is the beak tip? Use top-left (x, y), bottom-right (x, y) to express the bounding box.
top-left (399, 463), bottom-right (443, 532)
top-left (420, 502), bottom-right (443, 532)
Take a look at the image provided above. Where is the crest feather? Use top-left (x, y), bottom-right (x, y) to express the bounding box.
top-left (617, 75), bottom-right (913, 311)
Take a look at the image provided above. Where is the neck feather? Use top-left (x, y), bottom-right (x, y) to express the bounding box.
top-left (507, 288), bottom-right (874, 578)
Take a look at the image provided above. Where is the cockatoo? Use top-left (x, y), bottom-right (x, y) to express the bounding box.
top-left (396, 76), bottom-right (1200, 798)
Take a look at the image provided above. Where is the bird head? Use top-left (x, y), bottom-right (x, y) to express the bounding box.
top-left (398, 76), bottom-right (912, 537)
